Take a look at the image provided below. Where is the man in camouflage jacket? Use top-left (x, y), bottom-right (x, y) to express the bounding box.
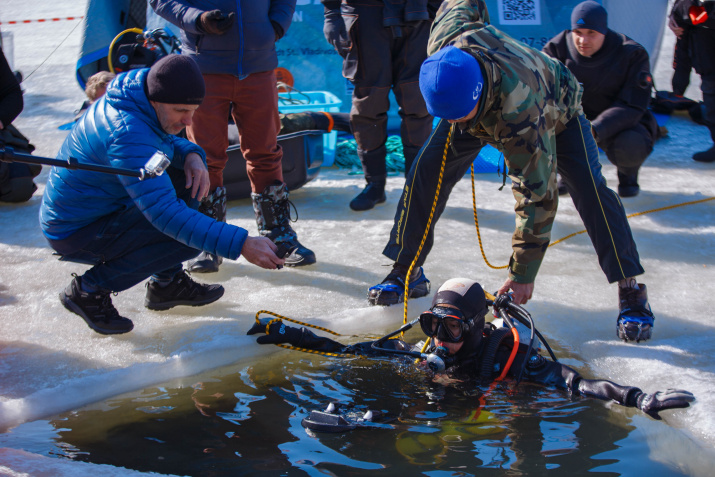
top-left (369, 0), bottom-right (654, 343)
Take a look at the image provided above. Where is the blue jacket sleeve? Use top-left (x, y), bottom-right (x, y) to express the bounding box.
top-left (269, 0), bottom-right (296, 36)
top-left (168, 135), bottom-right (206, 169)
top-left (149, 0), bottom-right (203, 35)
top-left (108, 130), bottom-right (247, 260)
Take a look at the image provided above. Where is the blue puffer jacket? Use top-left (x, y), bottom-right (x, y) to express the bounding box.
top-left (39, 68), bottom-right (247, 260)
top-left (150, 0), bottom-right (296, 76)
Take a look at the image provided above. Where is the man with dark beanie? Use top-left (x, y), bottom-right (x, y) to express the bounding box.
top-left (367, 0), bottom-right (655, 344)
top-left (543, 0), bottom-right (659, 197)
top-left (151, 0), bottom-right (316, 273)
top-left (40, 54), bottom-right (284, 335)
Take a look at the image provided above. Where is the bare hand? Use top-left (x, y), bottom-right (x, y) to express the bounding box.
top-left (497, 279), bottom-right (534, 305)
top-left (184, 153), bottom-right (210, 201)
top-left (670, 24), bottom-right (684, 38)
top-left (241, 236), bottom-right (285, 270)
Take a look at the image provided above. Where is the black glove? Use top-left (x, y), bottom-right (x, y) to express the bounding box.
top-left (636, 389), bottom-right (695, 420)
top-left (323, 8), bottom-right (351, 57)
top-left (198, 10), bottom-right (235, 35)
top-left (247, 319), bottom-right (303, 345)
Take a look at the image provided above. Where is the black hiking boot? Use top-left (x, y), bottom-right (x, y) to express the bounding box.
top-left (693, 145), bottom-right (715, 163)
top-left (188, 186), bottom-right (227, 273)
top-left (617, 284), bottom-right (655, 343)
top-left (145, 270), bottom-right (225, 311)
top-left (252, 180), bottom-right (316, 267)
top-left (59, 275), bottom-right (134, 335)
top-left (350, 179), bottom-right (386, 211)
top-left (368, 263), bottom-right (430, 306)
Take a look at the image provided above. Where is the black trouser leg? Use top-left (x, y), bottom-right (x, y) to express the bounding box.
top-left (382, 120), bottom-right (481, 267)
top-left (557, 115), bottom-right (644, 283)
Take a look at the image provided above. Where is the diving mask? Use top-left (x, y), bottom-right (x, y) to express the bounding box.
top-left (419, 306), bottom-right (469, 343)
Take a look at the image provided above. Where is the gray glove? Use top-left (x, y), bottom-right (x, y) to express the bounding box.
top-left (636, 389), bottom-right (695, 420)
top-left (323, 8), bottom-right (351, 57)
top-left (198, 10), bottom-right (235, 35)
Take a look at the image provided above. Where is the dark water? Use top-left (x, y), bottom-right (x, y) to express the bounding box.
top-left (0, 348), bottom-right (703, 476)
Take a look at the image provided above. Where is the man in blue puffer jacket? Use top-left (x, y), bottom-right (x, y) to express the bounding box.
top-left (40, 55), bottom-right (284, 336)
top-left (151, 0), bottom-right (316, 274)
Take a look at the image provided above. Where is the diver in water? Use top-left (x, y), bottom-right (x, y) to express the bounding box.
top-left (248, 278), bottom-right (694, 422)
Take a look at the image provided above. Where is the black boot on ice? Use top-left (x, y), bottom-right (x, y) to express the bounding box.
top-left (188, 186), bottom-right (227, 273)
top-left (145, 270), bottom-right (224, 311)
top-left (368, 263), bottom-right (430, 306)
top-left (350, 177), bottom-right (386, 211)
top-left (60, 275), bottom-right (134, 335)
top-left (251, 180), bottom-right (316, 267)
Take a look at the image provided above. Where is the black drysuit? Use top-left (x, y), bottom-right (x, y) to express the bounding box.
top-left (543, 30), bottom-right (658, 182)
top-left (248, 319), bottom-right (694, 419)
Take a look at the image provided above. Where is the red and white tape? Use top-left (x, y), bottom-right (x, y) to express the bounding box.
top-left (0, 16), bottom-right (84, 25)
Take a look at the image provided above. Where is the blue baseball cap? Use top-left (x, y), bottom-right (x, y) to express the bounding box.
top-left (419, 46), bottom-right (484, 120)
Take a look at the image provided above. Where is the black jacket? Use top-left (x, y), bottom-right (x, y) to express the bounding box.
top-left (543, 29), bottom-right (658, 144)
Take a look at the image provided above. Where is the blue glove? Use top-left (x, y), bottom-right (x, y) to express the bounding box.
top-left (636, 389), bottom-right (695, 419)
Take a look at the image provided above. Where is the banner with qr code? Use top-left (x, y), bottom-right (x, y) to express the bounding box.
top-left (497, 0), bottom-right (542, 26)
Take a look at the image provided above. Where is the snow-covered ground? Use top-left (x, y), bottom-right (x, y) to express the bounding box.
top-left (1, 0), bottom-right (714, 474)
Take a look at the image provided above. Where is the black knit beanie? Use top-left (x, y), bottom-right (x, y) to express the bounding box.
top-left (571, 1), bottom-right (608, 35)
top-left (146, 54), bottom-right (205, 105)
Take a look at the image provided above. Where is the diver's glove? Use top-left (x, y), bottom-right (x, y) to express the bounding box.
top-left (247, 318), bottom-right (345, 352)
top-left (635, 389), bottom-right (695, 420)
top-left (247, 319), bottom-right (303, 345)
top-left (198, 10), bottom-right (235, 35)
top-left (323, 8), bottom-right (351, 57)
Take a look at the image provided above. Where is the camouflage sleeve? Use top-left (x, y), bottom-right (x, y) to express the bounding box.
top-left (501, 128), bottom-right (558, 284)
top-left (427, 0), bottom-right (491, 56)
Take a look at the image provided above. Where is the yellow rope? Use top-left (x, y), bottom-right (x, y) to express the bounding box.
top-left (274, 343), bottom-right (352, 358)
top-left (402, 124), bottom-right (454, 332)
top-left (471, 165), bottom-right (509, 269)
top-left (255, 310), bottom-right (343, 336)
top-left (255, 310), bottom-right (386, 359)
top-left (470, 173), bottom-right (715, 268)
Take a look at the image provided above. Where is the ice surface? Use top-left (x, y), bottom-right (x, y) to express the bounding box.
top-left (1, 0), bottom-right (714, 474)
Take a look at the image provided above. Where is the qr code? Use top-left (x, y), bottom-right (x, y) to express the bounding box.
top-left (498, 0), bottom-right (541, 25)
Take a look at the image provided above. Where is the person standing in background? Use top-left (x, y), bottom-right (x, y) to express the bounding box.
top-left (321, 0), bottom-right (441, 211)
top-left (668, 0), bottom-right (715, 163)
top-left (151, 0), bottom-right (316, 272)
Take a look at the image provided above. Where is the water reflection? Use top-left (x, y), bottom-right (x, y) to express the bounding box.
top-left (29, 352), bottom-right (695, 476)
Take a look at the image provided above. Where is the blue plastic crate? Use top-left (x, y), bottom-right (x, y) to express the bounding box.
top-left (278, 91), bottom-right (342, 167)
top-left (473, 145), bottom-right (503, 174)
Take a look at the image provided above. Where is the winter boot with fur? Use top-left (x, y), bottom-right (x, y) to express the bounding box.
top-left (187, 186), bottom-right (227, 273)
top-left (252, 181), bottom-right (316, 267)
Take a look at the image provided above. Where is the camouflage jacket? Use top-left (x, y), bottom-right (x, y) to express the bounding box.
top-left (429, 0), bottom-right (584, 283)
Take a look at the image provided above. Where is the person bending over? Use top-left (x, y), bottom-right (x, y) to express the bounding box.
top-left (367, 0), bottom-right (654, 343)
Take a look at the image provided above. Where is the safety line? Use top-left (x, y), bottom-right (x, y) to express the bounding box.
top-left (0, 16), bottom-right (83, 25)
top-left (472, 178), bottom-right (715, 269)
